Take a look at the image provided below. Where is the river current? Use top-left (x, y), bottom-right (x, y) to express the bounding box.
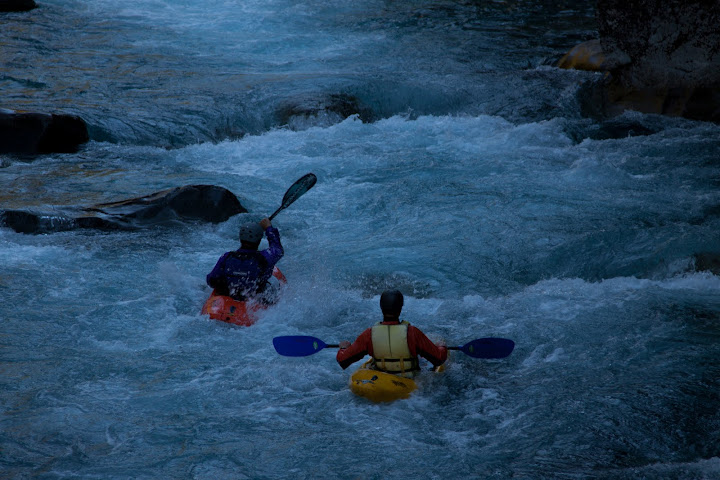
top-left (2, 1), bottom-right (720, 479)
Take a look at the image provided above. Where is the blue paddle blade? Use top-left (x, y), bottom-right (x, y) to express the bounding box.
top-left (273, 335), bottom-right (328, 357)
top-left (456, 338), bottom-right (515, 359)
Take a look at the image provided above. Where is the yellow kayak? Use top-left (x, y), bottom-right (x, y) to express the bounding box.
top-left (349, 356), bottom-right (447, 403)
top-left (349, 368), bottom-right (417, 402)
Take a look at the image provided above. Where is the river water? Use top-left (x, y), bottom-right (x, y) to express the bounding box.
top-left (2, 1), bottom-right (720, 479)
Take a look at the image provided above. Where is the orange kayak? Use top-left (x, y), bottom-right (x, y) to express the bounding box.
top-left (201, 267), bottom-right (287, 326)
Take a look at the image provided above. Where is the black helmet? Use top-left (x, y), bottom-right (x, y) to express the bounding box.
top-left (380, 290), bottom-right (404, 316)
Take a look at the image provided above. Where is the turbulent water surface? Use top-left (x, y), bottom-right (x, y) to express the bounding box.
top-left (2, 1), bottom-right (720, 479)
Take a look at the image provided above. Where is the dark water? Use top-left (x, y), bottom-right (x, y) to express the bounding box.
top-left (2, 1), bottom-right (720, 479)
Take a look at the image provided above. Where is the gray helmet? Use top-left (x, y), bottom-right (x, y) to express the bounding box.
top-left (239, 221), bottom-right (264, 244)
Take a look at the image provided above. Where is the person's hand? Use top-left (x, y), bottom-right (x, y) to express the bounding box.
top-left (339, 340), bottom-right (351, 349)
top-left (260, 218), bottom-right (271, 230)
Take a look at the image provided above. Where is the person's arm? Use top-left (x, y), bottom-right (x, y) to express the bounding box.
top-left (407, 325), bottom-right (447, 367)
top-left (260, 218), bottom-right (284, 265)
top-left (336, 328), bottom-right (373, 370)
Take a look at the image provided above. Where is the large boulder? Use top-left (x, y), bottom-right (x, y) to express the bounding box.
top-left (0, 185), bottom-right (247, 234)
top-left (0, 0), bottom-right (36, 12)
top-left (83, 185), bottom-right (246, 224)
top-left (0, 110), bottom-right (89, 154)
top-left (560, 0), bottom-right (720, 122)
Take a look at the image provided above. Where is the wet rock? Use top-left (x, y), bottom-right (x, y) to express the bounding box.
top-left (559, 0), bottom-right (720, 122)
top-left (557, 39), bottom-right (627, 72)
top-left (0, 0), bottom-right (36, 12)
top-left (83, 185), bottom-right (246, 224)
top-left (0, 185), bottom-right (247, 234)
top-left (0, 110), bottom-right (89, 154)
top-left (597, 0), bottom-right (720, 89)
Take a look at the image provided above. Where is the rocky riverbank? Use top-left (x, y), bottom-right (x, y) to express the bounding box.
top-left (559, 0), bottom-right (720, 122)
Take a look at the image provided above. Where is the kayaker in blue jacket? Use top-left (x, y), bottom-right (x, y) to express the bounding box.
top-left (206, 217), bottom-right (284, 304)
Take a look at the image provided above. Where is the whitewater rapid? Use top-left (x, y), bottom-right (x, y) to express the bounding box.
top-left (2, 1), bottom-right (720, 479)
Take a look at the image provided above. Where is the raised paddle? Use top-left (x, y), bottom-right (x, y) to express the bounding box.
top-left (268, 173), bottom-right (317, 221)
top-left (272, 335), bottom-right (514, 359)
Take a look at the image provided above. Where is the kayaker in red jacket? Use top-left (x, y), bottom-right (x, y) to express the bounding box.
top-left (336, 290), bottom-right (448, 377)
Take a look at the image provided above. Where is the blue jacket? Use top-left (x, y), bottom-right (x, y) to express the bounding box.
top-left (206, 226), bottom-right (284, 300)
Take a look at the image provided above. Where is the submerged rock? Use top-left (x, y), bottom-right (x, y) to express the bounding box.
top-left (276, 93), bottom-right (374, 130)
top-left (0, 0), bottom-right (37, 12)
top-left (0, 185), bottom-right (247, 234)
top-left (559, 0), bottom-right (720, 122)
top-left (563, 115), bottom-right (662, 143)
top-left (694, 252), bottom-right (720, 275)
top-left (0, 110), bottom-right (89, 154)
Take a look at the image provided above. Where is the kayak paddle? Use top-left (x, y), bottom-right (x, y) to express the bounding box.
top-left (272, 335), bottom-right (514, 359)
top-left (273, 335), bottom-right (339, 357)
top-left (269, 173), bottom-right (317, 221)
top-left (448, 337), bottom-right (515, 359)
